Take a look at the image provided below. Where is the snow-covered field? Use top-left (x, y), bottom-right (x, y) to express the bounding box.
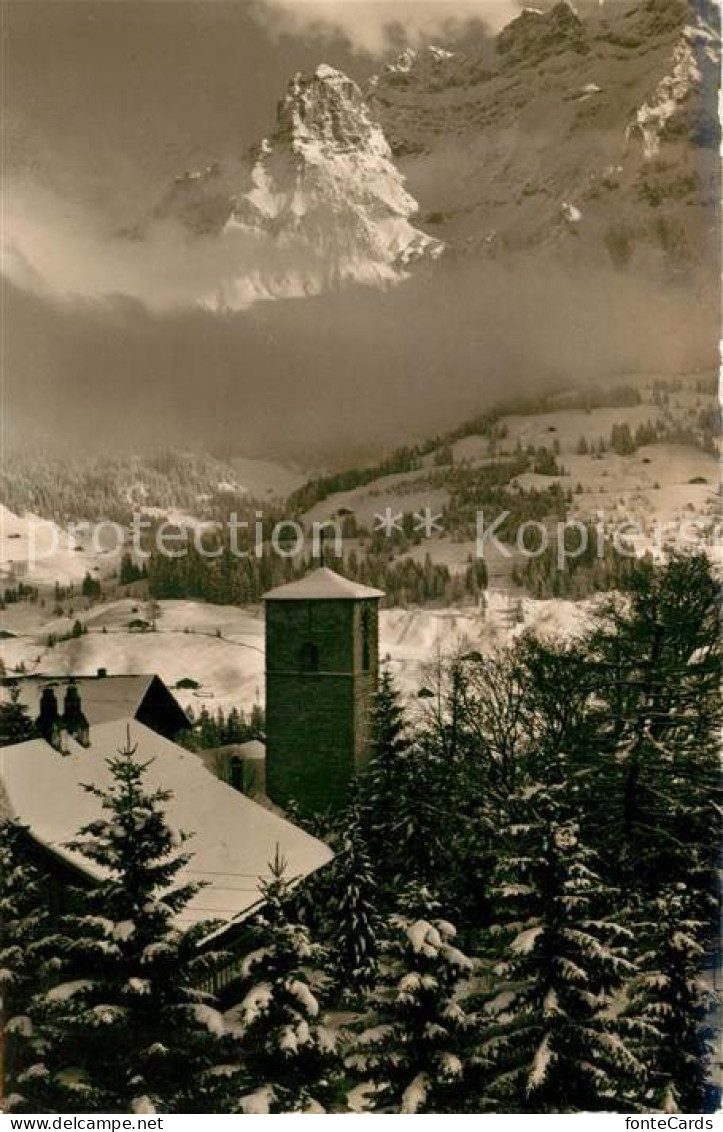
top-left (0, 593), bottom-right (594, 714)
top-left (0, 504), bottom-right (122, 588)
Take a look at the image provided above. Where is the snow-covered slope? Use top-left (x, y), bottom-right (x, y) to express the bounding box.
top-left (0, 505), bottom-right (118, 587)
top-left (0, 595), bottom-right (594, 713)
top-left (302, 375), bottom-right (718, 561)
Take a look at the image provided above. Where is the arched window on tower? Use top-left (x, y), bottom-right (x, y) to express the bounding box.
top-left (361, 607), bottom-right (372, 672)
top-left (300, 641), bottom-right (319, 672)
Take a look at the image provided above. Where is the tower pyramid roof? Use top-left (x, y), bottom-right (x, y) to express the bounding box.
top-left (263, 566), bottom-right (384, 601)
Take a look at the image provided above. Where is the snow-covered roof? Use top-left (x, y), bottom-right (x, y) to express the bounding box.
top-left (0, 674), bottom-right (187, 729)
top-left (203, 740), bottom-right (266, 762)
top-left (263, 566), bottom-right (384, 601)
top-left (237, 739), bottom-right (267, 761)
top-left (0, 720), bottom-right (332, 928)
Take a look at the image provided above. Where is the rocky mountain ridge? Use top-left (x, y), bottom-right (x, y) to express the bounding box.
top-left (152, 0), bottom-right (719, 302)
top-left (216, 65), bottom-right (442, 306)
top-left (369, 0), bottom-right (719, 277)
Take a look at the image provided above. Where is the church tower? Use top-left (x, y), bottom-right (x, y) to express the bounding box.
top-left (263, 567), bottom-right (384, 815)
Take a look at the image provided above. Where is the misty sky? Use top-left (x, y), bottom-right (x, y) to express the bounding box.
top-left (6, 0), bottom-right (517, 218)
top-left (2, 1), bottom-right (719, 465)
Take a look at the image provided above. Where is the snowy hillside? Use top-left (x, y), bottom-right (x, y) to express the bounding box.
top-left (2, 374), bottom-right (717, 594)
top-left (0, 446), bottom-right (304, 526)
top-left (299, 373), bottom-right (719, 578)
top-left (0, 504), bottom-right (119, 588)
top-left (2, 374), bottom-right (717, 712)
top-left (0, 594), bottom-right (594, 714)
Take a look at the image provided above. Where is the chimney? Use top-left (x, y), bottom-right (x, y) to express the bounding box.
top-left (37, 685), bottom-right (60, 744)
top-left (97, 667), bottom-right (107, 678)
top-left (63, 682), bottom-right (90, 748)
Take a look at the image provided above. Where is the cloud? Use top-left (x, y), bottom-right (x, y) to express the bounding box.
top-left (1, 176), bottom-right (331, 312)
top-left (254, 0), bottom-right (521, 55)
top-left (4, 243), bottom-right (718, 464)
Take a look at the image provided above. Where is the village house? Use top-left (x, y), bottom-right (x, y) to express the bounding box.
top-left (0, 567), bottom-right (382, 995)
top-left (0, 672), bottom-right (190, 742)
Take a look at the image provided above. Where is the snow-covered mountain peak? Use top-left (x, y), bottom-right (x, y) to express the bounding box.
top-left (147, 0), bottom-right (716, 305)
top-left (275, 65), bottom-right (381, 153)
top-left (200, 64), bottom-right (443, 308)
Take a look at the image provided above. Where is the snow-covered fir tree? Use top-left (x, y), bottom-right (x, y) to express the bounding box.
top-left (586, 553), bottom-right (721, 904)
top-left (327, 804), bottom-right (380, 994)
top-left (0, 821), bottom-right (56, 1107)
top-left (386, 740), bottom-right (448, 888)
top-left (0, 686), bottom-right (34, 748)
top-left (359, 668), bottom-right (447, 891)
top-left (10, 730), bottom-right (233, 1114)
top-left (477, 779), bottom-right (645, 1112)
top-left (625, 887), bottom-right (716, 1114)
top-left (349, 883), bottom-right (476, 1113)
top-left (228, 852), bottom-right (341, 1114)
top-left (358, 664), bottom-right (410, 862)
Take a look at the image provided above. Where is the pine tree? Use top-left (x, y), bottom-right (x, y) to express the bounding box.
top-left (119, 554), bottom-right (142, 587)
top-left (385, 740), bottom-right (448, 889)
top-left (357, 666), bottom-right (409, 868)
top-left (11, 730), bottom-right (233, 1114)
top-left (625, 887), bottom-right (716, 1114)
top-left (477, 780), bottom-right (644, 1112)
top-left (359, 668), bottom-right (445, 891)
top-left (360, 665), bottom-right (409, 843)
top-left (0, 686), bottom-right (34, 748)
top-left (228, 853), bottom-right (340, 1114)
top-left (0, 822), bottom-right (55, 1107)
top-left (587, 553), bottom-right (721, 904)
top-left (349, 883), bottom-right (475, 1114)
top-left (328, 805), bottom-right (380, 994)
top-left (81, 573), bottom-right (101, 600)
top-left (197, 705), bottom-right (218, 750)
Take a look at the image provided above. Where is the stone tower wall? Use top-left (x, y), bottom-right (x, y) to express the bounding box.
top-left (265, 596), bottom-right (379, 813)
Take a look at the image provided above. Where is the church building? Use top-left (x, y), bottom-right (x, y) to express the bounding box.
top-left (263, 566), bottom-right (383, 815)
